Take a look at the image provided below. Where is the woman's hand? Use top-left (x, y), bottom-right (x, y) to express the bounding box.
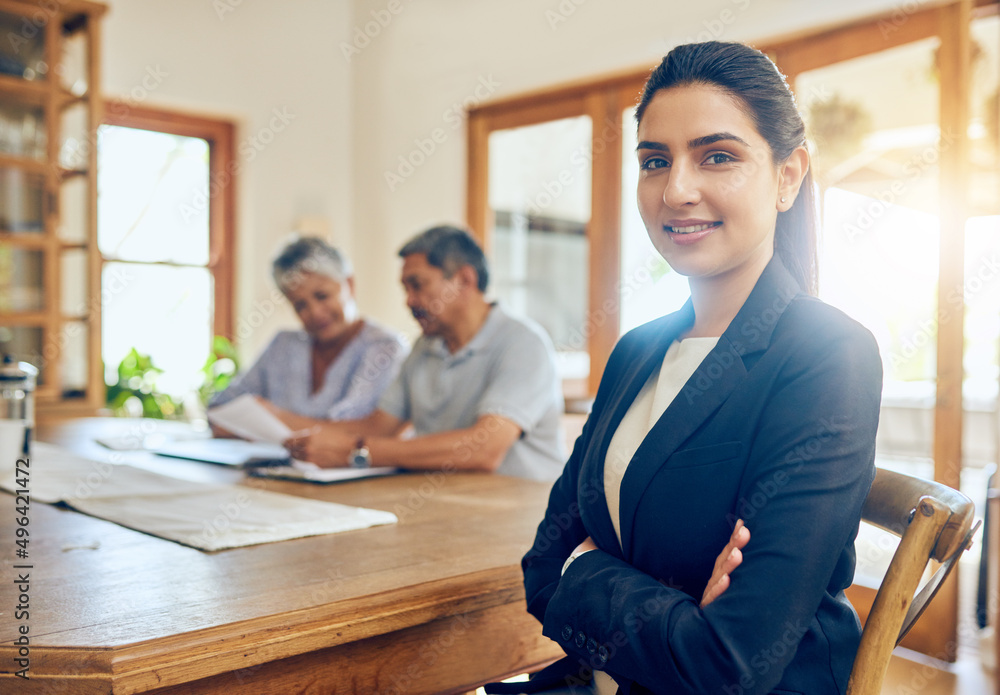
top-left (700, 519), bottom-right (750, 608)
top-left (284, 426), bottom-right (352, 467)
top-left (560, 536), bottom-right (599, 576)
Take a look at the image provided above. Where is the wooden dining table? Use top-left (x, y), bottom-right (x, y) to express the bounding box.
top-left (0, 418), bottom-right (565, 694)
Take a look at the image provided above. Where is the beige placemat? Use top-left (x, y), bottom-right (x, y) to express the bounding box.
top-left (2, 442), bottom-right (397, 551)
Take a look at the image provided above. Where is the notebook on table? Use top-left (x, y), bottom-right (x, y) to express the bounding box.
top-left (249, 460), bottom-right (400, 484)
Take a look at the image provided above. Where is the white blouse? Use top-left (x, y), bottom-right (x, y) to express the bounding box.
top-left (593, 336), bottom-right (718, 695)
top-left (603, 336), bottom-right (719, 545)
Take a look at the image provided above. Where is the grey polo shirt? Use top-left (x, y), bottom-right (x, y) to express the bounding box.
top-left (377, 304), bottom-right (565, 480)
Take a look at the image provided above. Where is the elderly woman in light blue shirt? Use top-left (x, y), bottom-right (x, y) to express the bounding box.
top-left (211, 238), bottom-right (407, 432)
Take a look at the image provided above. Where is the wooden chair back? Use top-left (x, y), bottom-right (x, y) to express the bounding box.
top-left (847, 467), bottom-right (978, 695)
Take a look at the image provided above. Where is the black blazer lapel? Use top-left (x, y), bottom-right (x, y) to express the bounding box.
top-left (618, 335), bottom-right (747, 556)
top-left (617, 258), bottom-right (803, 557)
top-left (579, 302), bottom-right (694, 556)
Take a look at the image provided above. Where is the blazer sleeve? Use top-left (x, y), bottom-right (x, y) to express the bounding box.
top-left (521, 332), bottom-right (635, 625)
top-left (521, 399), bottom-right (595, 624)
top-left (536, 322), bottom-right (882, 693)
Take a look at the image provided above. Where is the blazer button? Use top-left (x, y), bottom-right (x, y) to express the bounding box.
top-left (586, 638), bottom-right (598, 654)
top-left (561, 625), bottom-right (574, 642)
top-left (596, 645), bottom-right (609, 666)
top-left (574, 631), bottom-right (587, 649)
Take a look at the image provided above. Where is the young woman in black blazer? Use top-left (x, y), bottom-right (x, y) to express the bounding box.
top-left (496, 42), bottom-right (883, 695)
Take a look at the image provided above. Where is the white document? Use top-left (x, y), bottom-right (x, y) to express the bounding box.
top-left (207, 394), bottom-right (294, 443)
top-left (14, 443), bottom-right (398, 551)
top-left (206, 395), bottom-right (395, 479)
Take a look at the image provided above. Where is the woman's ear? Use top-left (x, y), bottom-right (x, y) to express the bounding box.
top-left (777, 145), bottom-right (810, 212)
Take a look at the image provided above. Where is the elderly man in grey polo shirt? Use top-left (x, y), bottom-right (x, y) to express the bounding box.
top-left (286, 225), bottom-right (565, 481)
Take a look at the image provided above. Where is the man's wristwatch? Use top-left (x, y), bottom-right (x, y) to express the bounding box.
top-left (348, 438), bottom-right (371, 469)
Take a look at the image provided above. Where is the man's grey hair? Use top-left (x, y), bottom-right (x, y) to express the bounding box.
top-left (272, 237), bottom-right (353, 291)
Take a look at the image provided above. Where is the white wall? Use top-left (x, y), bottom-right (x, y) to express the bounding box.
top-left (102, 0), bottom-right (354, 362)
top-left (101, 0), bottom-right (934, 358)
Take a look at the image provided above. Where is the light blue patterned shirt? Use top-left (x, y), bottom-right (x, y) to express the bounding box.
top-left (211, 321), bottom-right (408, 421)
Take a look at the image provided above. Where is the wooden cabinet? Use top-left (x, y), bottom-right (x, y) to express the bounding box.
top-left (0, 0), bottom-right (106, 418)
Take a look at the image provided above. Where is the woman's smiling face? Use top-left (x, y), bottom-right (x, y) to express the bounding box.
top-left (636, 83), bottom-right (786, 286)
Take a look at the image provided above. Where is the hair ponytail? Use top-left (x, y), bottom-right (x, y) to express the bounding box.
top-left (776, 168), bottom-right (817, 295)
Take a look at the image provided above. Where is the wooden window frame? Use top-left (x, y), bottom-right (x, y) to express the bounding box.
top-left (100, 102), bottom-right (237, 342)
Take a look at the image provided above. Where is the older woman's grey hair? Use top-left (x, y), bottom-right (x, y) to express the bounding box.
top-left (272, 237), bottom-right (354, 292)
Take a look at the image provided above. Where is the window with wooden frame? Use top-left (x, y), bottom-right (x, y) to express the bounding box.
top-left (467, 0), bottom-right (998, 660)
top-left (97, 103), bottom-right (235, 413)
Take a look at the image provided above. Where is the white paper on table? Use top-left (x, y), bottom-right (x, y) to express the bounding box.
top-left (207, 394), bottom-right (294, 443)
top-left (10, 443), bottom-right (398, 551)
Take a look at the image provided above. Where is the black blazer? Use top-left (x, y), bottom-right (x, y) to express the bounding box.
top-left (517, 258), bottom-right (882, 695)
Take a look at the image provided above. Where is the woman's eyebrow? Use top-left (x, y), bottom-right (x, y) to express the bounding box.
top-left (636, 132), bottom-right (750, 153)
top-left (636, 140), bottom-right (669, 152)
top-left (687, 132), bottom-right (750, 149)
